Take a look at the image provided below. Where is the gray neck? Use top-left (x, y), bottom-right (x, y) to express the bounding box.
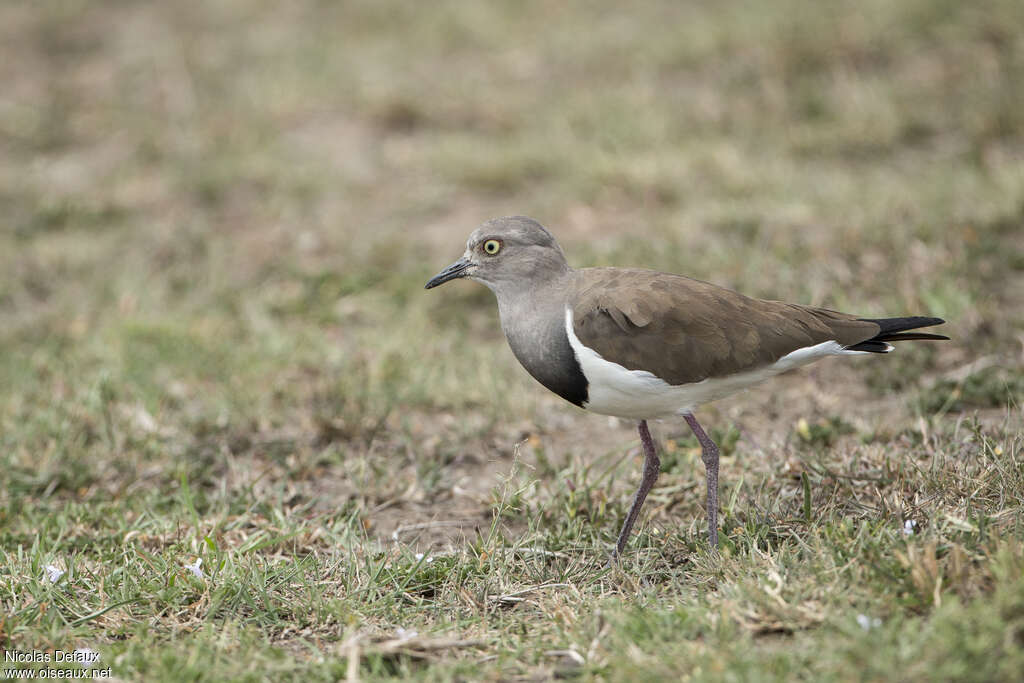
top-left (493, 270), bottom-right (588, 407)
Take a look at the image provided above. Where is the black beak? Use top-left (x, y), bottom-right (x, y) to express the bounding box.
top-left (424, 257), bottom-right (473, 289)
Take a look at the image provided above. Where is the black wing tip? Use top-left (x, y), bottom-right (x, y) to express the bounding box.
top-left (856, 316), bottom-right (947, 334)
top-left (878, 332), bottom-right (950, 342)
top-left (847, 316), bottom-right (950, 353)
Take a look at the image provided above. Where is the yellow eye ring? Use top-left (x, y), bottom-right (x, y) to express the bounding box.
top-left (483, 239), bottom-right (502, 255)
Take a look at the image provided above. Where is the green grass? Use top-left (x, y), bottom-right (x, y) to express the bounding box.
top-left (2, 0), bottom-right (1023, 680)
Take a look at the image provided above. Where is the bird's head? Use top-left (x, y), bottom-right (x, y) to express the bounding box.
top-left (424, 216), bottom-right (570, 295)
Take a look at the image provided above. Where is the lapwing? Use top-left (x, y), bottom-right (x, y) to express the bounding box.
top-left (425, 216), bottom-right (948, 557)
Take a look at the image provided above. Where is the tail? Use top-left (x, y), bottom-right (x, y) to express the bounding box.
top-left (846, 316), bottom-right (949, 353)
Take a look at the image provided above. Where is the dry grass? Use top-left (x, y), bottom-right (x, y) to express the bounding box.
top-left (1, 0), bottom-right (1023, 680)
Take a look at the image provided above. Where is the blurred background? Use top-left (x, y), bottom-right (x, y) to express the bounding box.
top-left (1, 0), bottom-right (1022, 675)
top-left (4, 0), bottom-right (1024, 559)
top-left (3, 0), bottom-right (1023, 559)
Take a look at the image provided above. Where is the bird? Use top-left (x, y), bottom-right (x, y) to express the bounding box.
top-left (425, 216), bottom-right (948, 558)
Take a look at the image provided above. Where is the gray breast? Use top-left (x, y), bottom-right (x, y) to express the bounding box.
top-left (499, 302), bottom-right (588, 408)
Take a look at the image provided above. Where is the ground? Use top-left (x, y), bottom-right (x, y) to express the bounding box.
top-left (1, 1), bottom-right (1023, 681)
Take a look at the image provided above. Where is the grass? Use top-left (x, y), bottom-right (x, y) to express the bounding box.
top-left (1, 0), bottom-right (1023, 680)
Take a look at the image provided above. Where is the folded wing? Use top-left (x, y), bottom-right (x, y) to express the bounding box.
top-left (570, 268), bottom-right (886, 386)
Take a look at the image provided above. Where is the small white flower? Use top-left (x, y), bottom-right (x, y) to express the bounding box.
top-left (902, 520), bottom-right (917, 536)
top-left (856, 614), bottom-right (882, 631)
top-left (394, 627), bottom-right (418, 640)
top-left (73, 648), bottom-right (99, 665)
top-left (183, 558), bottom-right (204, 579)
top-left (44, 564), bottom-right (65, 583)
top-left (414, 553), bottom-right (434, 564)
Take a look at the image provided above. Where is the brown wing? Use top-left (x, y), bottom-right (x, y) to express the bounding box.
top-left (570, 268), bottom-right (881, 385)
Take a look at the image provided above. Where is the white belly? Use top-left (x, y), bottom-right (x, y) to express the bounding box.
top-left (564, 308), bottom-right (867, 419)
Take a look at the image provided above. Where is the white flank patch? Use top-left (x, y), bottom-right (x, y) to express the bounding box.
top-left (565, 308), bottom-right (867, 419)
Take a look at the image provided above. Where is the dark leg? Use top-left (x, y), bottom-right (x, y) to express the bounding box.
top-left (612, 420), bottom-right (661, 558)
top-left (684, 413), bottom-right (720, 547)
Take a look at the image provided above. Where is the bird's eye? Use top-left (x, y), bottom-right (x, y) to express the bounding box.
top-left (483, 239), bottom-right (502, 255)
